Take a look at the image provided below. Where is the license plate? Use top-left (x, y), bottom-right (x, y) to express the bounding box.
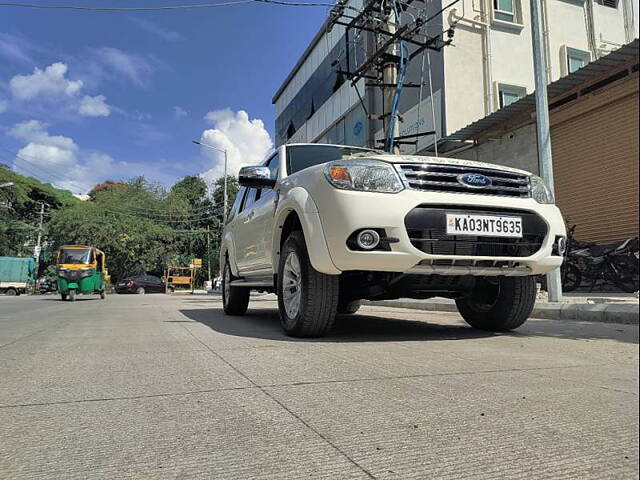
top-left (446, 213), bottom-right (523, 238)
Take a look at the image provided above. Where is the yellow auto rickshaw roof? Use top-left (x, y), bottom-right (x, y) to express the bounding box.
top-left (58, 245), bottom-right (105, 256)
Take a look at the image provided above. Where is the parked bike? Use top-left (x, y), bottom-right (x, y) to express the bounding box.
top-left (568, 235), bottom-right (639, 293)
top-left (540, 226), bottom-right (639, 293)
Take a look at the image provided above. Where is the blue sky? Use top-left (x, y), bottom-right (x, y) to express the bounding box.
top-left (0, 3), bottom-right (326, 192)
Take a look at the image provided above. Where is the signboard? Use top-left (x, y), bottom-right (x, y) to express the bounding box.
top-left (192, 258), bottom-right (202, 267)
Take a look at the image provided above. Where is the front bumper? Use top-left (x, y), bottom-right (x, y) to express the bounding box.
top-left (312, 187), bottom-right (565, 276)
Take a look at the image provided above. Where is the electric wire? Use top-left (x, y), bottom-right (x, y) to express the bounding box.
top-left (0, 0), bottom-right (358, 11)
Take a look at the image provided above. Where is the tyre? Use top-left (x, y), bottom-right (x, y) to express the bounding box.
top-left (222, 259), bottom-right (250, 315)
top-left (455, 276), bottom-right (536, 331)
top-left (100, 290), bottom-right (106, 300)
top-left (136, 287), bottom-right (146, 295)
top-left (561, 263), bottom-right (582, 292)
top-left (68, 289), bottom-right (77, 302)
top-left (61, 293), bottom-right (67, 301)
top-left (337, 299), bottom-right (361, 314)
top-left (5, 288), bottom-right (17, 296)
top-left (277, 231), bottom-right (339, 337)
top-left (607, 257), bottom-right (639, 293)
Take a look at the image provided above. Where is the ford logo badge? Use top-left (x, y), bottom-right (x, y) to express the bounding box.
top-left (457, 173), bottom-right (493, 189)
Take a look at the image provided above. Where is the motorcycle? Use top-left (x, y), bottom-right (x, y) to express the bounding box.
top-left (569, 236), bottom-right (639, 293)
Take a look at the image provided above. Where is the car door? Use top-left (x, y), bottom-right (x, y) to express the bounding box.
top-left (232, 187), bottom-right (262, 274)
top-left (248, 152), bottom-right (281, 272)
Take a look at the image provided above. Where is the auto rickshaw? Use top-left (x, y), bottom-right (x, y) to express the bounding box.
top-left (56, 245), bottom-right (107, 301)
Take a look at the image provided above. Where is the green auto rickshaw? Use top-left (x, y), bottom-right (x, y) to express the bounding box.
top-left (56, 245), bottom-right (107, 301)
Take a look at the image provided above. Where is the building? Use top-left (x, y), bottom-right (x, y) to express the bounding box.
top-left (273, 0), bottom-right (638, 154)
top-left (439, 40), bottom-right (639, 245)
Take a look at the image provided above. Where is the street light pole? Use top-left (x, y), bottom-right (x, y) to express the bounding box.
top-left (192, 140), bottom-right (229, 226)
top-left (530, 0), bottom-right (562, 302)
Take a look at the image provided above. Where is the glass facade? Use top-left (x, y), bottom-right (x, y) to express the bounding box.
top-left (275, 32), bottom-right (365, 147)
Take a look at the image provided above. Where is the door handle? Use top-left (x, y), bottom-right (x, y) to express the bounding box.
top-left (245, 210), bottom-right (255, 222)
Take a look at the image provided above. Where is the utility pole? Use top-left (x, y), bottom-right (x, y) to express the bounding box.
top-left (192, 140), bottom-right (229, 226)
top-left (328, 1), bottom-right (453, 152)
top-left (34, 201), bottom-right (45, 284)
top-left (383, 0), bottom-right (400, 154)
top-left (530, 0), bottom-right (563, 302)
top-left (206, 225), bottom-right (212, 285)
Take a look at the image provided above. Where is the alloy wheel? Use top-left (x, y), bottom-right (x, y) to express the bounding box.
top-left (282, 251), bottom-right (302, 318)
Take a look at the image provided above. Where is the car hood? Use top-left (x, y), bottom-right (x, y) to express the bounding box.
top-left (354, 154), bottom-right (533, 176)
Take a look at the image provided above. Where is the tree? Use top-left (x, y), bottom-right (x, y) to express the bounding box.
top-left (211, 175), bottom-right (240, 224)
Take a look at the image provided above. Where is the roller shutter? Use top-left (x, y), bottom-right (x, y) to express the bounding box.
top-left (551, 77), bottom-right (639, 245)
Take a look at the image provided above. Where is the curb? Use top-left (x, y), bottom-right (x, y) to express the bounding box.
top-left (362, 300), bottom-right (639, 325)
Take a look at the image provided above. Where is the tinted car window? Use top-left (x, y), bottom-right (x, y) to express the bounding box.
top-left (286, 145), bottom-right (377, 175)
top-left (229, 186), bottom-right (246, 220)
top-left (266, 153), bottom-right (280, 179)
top-left (244, 188), bottom-right (259, 209)
top-left (237, 187), bottom-right (250, 214)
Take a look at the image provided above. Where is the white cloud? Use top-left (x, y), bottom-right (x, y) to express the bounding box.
top-left (0, 32), bottom-right (39, 65)
top-left (78, 94), bottom-right (110, 117)
top-left (199, 109), bottom-right (273, 184)
top-left (96, 47), bottom-right (153, 87)
top-left (9, 62), bottom-right (83, 100)
top-left (9, 120), bottom-right (78, 150)
top-left (174, 106), bottom-right (188, 118)
top-left (7, 62), bottom-right (112, 118)
top-left (9, 120), bottom-right (115, 193)
top-left (130, 17), bottom-right (183, 42)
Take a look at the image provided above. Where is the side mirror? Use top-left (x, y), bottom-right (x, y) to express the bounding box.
top-left (238, 166), bottom-right (276, 189)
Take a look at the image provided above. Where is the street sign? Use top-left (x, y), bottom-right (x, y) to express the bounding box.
top-left (193, 258), bottom-right (202, 267)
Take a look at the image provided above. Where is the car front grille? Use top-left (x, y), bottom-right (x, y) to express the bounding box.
top-left (396, 163), bottom-right (531, 198)
top-left (405, 206), bottom-right (547, 258)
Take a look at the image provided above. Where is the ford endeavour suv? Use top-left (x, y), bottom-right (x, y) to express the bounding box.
top-left (220, 143), bottom-right (565, 338)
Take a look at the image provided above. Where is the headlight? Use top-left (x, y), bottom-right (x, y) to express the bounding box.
top-left (530, 175), bottom-right (554, 204)
top-left (324, 159), bottom-right (404, 193)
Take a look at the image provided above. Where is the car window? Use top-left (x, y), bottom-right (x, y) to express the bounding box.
top-left (266, 153), bottom-right (280, 179)
top-left (244, 188), bottom-right (259, 210)
top-left (237, 187), bottom-right (250, 214)
top-left (285, 145), bottom-right (377, 175)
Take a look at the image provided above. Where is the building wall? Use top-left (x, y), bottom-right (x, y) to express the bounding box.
top-left (438, 0), bottom-right (635, 137)
top-left (452, 123), bottom-right (540, 174)
top-left (273, 0), bottom-right (635, 148)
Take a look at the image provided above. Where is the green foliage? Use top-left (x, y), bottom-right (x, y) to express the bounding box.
top-left (0, 163), bottom-right (78, 257)
top-left (2, 165), bottom-right (242, 286)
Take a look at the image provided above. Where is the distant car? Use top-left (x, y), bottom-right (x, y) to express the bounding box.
top-left (115, 275), bottom-right (165, 294)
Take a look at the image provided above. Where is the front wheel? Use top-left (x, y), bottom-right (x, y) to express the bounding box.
top-left (338, 299), bottom-right (361, 314)
top-left (222, 260), bottom-right (250, 315)
top-left (68, 289), bottom-right (77, 302)
top-left (100, 290), bottom-right (106, 300)
top-left (607, 257), bottom-right (639, 293)
top-left (277, 231), bottom-right (339, 338)
top-left (561, 263), bottom-right (582, 292)
top-left (136, 287), bottom-right (146, 295)
top-left (61, 293), bottom-right (67, 301)
top-left (456, 276), bottom-right (536, 331)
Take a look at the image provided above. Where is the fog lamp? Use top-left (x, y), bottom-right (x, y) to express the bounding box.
top-left (357, 229), bottom-right (381, 250)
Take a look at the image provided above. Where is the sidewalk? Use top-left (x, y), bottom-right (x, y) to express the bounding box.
top-left (364, 292), bottom-right (639, 325)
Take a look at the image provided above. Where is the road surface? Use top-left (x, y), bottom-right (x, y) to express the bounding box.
top-left (1, 294), bottom-right (638, 479)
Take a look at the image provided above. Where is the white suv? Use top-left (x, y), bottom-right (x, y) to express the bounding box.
top-left (221, 143), bottom-right (565, 337)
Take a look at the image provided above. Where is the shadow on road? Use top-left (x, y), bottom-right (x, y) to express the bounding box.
top-left (178, 307), bottom-right (496, 343)
top-left (178, 303), bottom-right (639, 344)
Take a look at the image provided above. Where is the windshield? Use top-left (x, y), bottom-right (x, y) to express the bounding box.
top-left (58, 248), bottom-right (92, 265)
top-left (286, 145), bottom-right (378, 175)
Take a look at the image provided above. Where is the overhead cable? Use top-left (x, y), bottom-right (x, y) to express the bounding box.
top-left (0, 0), bottom-right (357, 11)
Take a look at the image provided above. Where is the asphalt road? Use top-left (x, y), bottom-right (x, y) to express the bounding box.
top-left (1, 294), bottom-right (638, 479)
